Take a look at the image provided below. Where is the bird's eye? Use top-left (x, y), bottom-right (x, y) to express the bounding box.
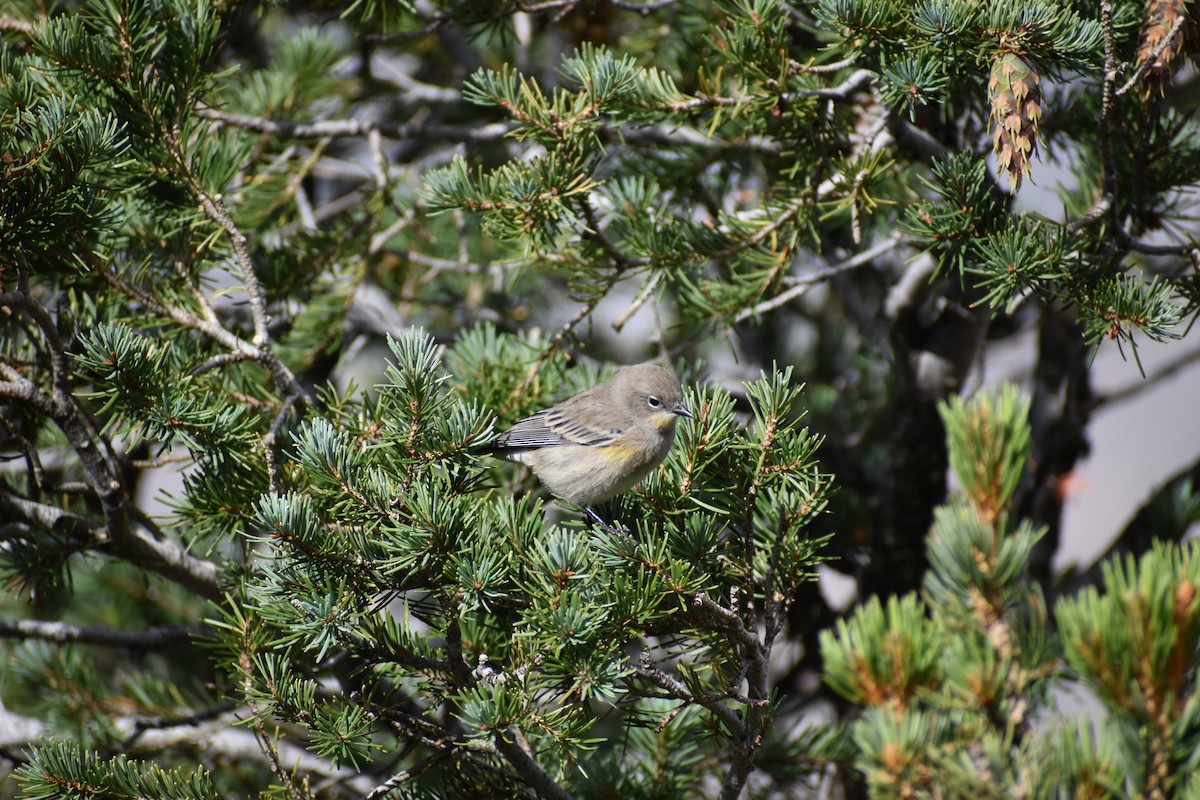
top-left (647, 395), bottom-right (662, 409)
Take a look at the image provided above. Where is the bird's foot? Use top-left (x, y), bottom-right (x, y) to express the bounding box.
top-left (584, 506), bottom-right (634, 540)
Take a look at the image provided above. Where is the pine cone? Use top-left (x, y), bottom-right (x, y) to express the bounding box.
top-left (988, 51), bottom-right (1042, 192)
top-left (1137, 0), bottom-right (1190, 97)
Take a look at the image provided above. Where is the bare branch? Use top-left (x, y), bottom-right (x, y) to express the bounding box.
top-left (0, 15), bottom-right (34, 33)
top-left (612, 271), bottom-right (664, 332)
top-left (491, 730), bottom-right (575, 800)
top-left (197, 108), bottom-right (514, 144)
top-left (0, 484), bottom-right (104, 541)
top-left (0, 619), bottom-right (203, 650)
top-left (1093, 342), bottom-right (1200, 410)
top-left (610, 0), bottom-right (678, 12)
top-left (0, 292), bottom-right (70, 397)
top-left (781, 69), bottom-right (876, 101)
top-left (362, 753), bottom-right (448, 800)
top-left (634, 656), bottom-right (746, 734)
top-left (689, 591), bottom-right (763, 655)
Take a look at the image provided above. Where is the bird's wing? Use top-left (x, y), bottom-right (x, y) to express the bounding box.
top-left (493, 407), bottom-right (622, 449)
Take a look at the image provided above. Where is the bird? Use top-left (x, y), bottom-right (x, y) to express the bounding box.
top-left (488, 363), bottom-right (694, 527)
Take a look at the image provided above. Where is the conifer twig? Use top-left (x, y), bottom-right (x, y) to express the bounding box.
top-left (612, 271), bottom-right (664, 332)
top-left (516, 0), bottom-right (576, 12)
top-left (1093, 342), bottom-right (1200, 409)
top-left (361, 753), bottom-right (448, 800)
top-left (0, 417), bottom-right (224, 601)
top-left (735, 235), bottom-right (902, 322)
top-left (91, 254), bottom-right (307, 408)
top-left (370, 65), bottom-right (462, 103)
top-left (634, 656), bottom-right (746, 733)
top-left (689, 592), bottom-right (763, 654)
top-left (610, 0), bottom-right (678, 11)
top-left (667, 69), bottom-right (874, 111)
top-left (109, 701), bottom-right (241, 755)
top-left (792, 55), bottom-right (859, 74)
top-left (1117, 14), bottom-right (1187, 96)
top-left (0, 15), bottom-right (34, 33)
top-left (0, 483), bottom-right (105, 542)
top-left (364, 14), bottom-right (452, 43)
top-left (197, 108), bottom-right (514, 143)
top-left (1098, 0), bottom-right (1119, 205)
top-left (189, 352), bottom-right (256, 376)
top-left (368, 126), bottom-right (388, 191)
top-left (491, 732), bottom-right (574, 800)
top-left (707, 196), bottom-right (808, 260)
top-left (264, 393), bottom-right (302, 495)
top-left (782, 68), bottom-right (876, 100)
top-left (577, 194), bottom-right (650, 269)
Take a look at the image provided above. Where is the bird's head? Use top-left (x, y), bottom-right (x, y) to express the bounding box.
top-left (614, 363), bottom-right (694, 432)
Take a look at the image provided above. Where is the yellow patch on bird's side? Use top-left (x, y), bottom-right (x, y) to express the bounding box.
top-left (600, 440), bottom-right (643, 463)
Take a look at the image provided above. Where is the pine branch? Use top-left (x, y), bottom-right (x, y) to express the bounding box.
top-left (689, 592), bottom-right (761, 654)
top-left (606, 123), bottom-right (781, 156)
top-left (88, 253), bottom-right (310, 421)
top-left (364, 14), bottom-right (453, 44)
top-left (91, 263), bottom-right (264, 375)
top-left (189, 352), bottom-right (256, 376)
top-left (783, 68), bottom-right (876, 100)
top-left (1099, 0), bottom-right (1121, 215)
top-left (0, 619), bottom-right (203, 649)
top-left (688, 584), bottom-right (777, 779)
top-left (611, 270), bottom-right (664, 332)
top-left (708, 197), bottom-right (808, 261)
top-left (375, 704), bottom-right (524, 787)
top-left (577, 193), bottom-right (649, 269)
top-left (0, 362), bottom-right (222, 601)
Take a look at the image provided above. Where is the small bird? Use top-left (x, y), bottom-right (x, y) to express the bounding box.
top-left (489, 363), bottom-right (694, 526)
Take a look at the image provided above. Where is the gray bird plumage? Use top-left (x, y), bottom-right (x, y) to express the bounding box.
top-left (489, 363), bottom-right (693, 508)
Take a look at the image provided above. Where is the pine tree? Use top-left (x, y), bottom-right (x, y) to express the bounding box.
top-left (3, 0), bottom-right (1200, 797)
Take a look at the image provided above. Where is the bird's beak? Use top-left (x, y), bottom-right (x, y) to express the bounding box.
top-left (673, 403), bottom-right (695, 420)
